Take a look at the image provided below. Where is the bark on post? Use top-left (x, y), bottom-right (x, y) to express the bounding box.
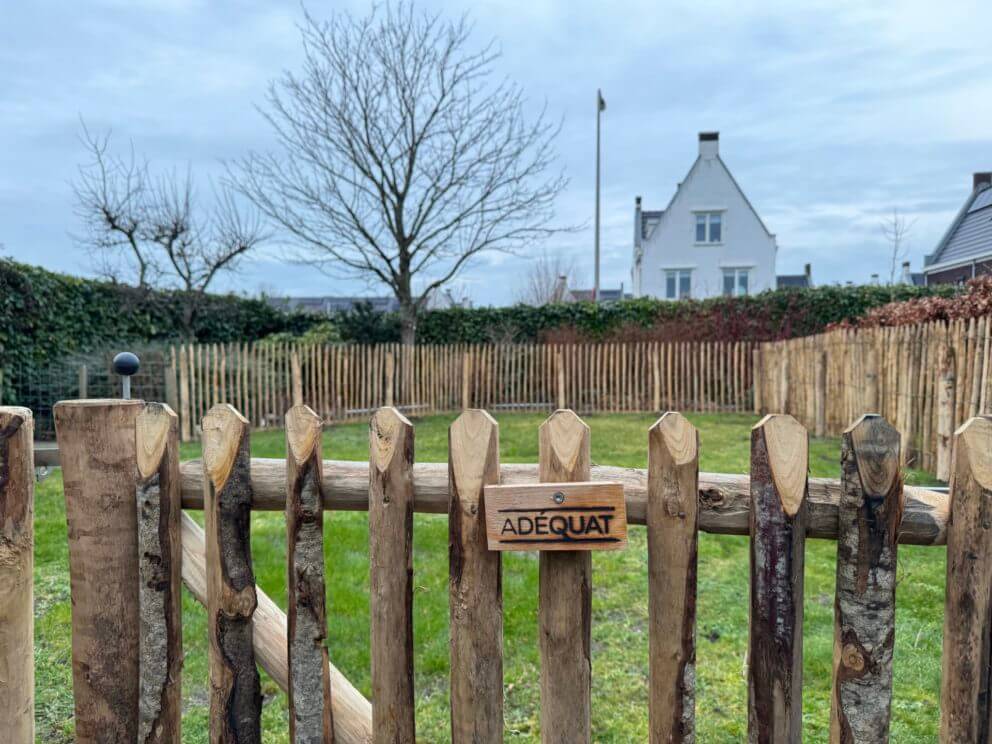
top-left (940, 416), bottom-right (992, 742)
top-left (830, 415), bottom-right (902, 743)
top-left (748, 414), bottom-right (808, 744)
top-left (448, 410), bottom-right (503, 742)
top-left (136, 403), bottom-right (183, 744)
top-left (538, 409), bottom-right (592, 743)
top-left (368, 407), bottom-right (416, 743)
top-left (0, 407), bottom-right (34, 743)
top-left (55, 399), bottom-right (143, 742)
top-left (647, 412), bottom-right (698, 743)
top-left (286, 405), bottom-right (334, 744)
top-left (202, 404), bottom-right (262, 744)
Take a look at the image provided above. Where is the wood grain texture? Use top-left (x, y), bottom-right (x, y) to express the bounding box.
top-left (202, 404), bottom-right (262, 744)
top-left (55, 399), bottom-right (143, 743)
top-left (286, 406), bottom-right (334, 744)
top-left (830, 415), bottom-right (901, 743)
top-left (0, 407), bottom-right (34, 743)
top-left (136, 403), bottom-right (183, 744)
top-left (448, 410), bottom-right (503, 743)
top-left (647, 412), bottom-right (698, 743)
top-left (177, 459), bottom-right (949, 545)
top-left (940, 416), bottom-right (992, 743)
top-left (368, 407), bottom-right (415, 744)
top-left (748, 414), bottom-right (807, 744)
top-left (538, 409), bottom-right (592, 744)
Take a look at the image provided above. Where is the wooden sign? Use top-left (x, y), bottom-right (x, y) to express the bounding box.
top-left (483, 481), bottom-right (627, 552)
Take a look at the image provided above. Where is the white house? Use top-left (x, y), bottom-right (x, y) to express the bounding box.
top-left (632, 132), bottom-right (778, 300)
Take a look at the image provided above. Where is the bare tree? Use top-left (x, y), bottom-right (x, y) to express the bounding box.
top-left (74, 125), bottom-right (267, 335)
top-left (516, 250), bottom-right (582, 305)
top-left (230, 4), bottom-right (568, 344)
top-left (880, 207), bottom-right (916, 285)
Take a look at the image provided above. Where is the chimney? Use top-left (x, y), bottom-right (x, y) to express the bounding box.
top-left (975, 172), bottom-right (992, 191)
top-left (870, 273), bottom-right (879, 285)
top-left (634, 196), bottom-right (643, 251)
top-left (803, 263), bottom-right (812, 287)
top-left (901, 260), bottom-right (912, 285)
top-left (699, 131), bottom-right (719, 159)
top-left (552, 275), bottom-right (568, 303)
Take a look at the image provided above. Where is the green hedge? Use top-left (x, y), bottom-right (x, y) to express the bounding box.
top-left (0, 259), bottom-right (319, 400)
top-left (410, 284), bottom-right (956, 344)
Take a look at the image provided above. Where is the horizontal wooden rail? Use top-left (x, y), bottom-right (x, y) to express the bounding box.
top-left (176, 459), bottom-right (948, 545)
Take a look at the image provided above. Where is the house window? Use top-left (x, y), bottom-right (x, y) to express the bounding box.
top-left (665, 270), bottom-right (692, 299)
top-left (694, 212), bottom-right (723, 243)
top-left (722, 268), bottom-right (750, 297)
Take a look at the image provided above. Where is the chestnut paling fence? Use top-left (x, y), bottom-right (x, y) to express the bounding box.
top-left (166, 340), bottom-right (756, 440)
top-left (5, 396), bottom-right (992, 742)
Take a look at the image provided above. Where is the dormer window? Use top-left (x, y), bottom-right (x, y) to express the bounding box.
top-left (694, 212), bottom-right (723, 243)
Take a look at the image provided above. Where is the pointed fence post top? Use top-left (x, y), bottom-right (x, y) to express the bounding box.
top-left (285, 405), bottom-right (322, 466)
top-left (135, 403), bottom-right (177, 479)
top-left (844, 414), bottom-right (901, 497)
top-left (449, 409), bottom-right (499, 503)
top-left (202, 403), bottom-right (249, 491)
top-left (649, 411), bottom-right (698, 465)
top-left (539, 409), bottom-right (590, 482)
top-left (370, 406), bottom-right (413, 473)
top-left (753, 414), bottom-right (808, 516)
top-left (954, 416), bottom-right (992, 490)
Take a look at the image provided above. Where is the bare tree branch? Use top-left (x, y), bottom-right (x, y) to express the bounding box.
top-left (73, 124), bottom-right (268, 335)
top-left (515, 250), bottom-right (583, 305)
top-left (881, 207), bottom-right (917, 285)
top-left (228, 2), bottom-right (569, 343)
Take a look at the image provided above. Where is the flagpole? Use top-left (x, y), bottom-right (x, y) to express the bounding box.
top-left (594, 88), bottom-right (603, 303)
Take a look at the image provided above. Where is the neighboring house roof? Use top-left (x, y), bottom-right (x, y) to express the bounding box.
top-left (925, 175), bottom-right (992, 270)
top-left (268, 296), bottom-right (400, 314)
top-left (908, 272), bottom-right (926, 287)
top-left (776, 275), bottom-right (810, 289)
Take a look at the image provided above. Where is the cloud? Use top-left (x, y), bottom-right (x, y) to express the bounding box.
top-left (1, 0), bottom-right (990, 306)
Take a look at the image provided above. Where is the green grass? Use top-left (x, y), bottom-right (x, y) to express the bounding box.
top-left (34, 412), bottom-right (943, 742)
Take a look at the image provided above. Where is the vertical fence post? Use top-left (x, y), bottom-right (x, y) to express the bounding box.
top-left (0, 407), bottom-right (34, 743)
top-left (538, 409), bottom-right (592, 743)
top-left (286, 405), bottom-right (334, 743)
top-left (815, 351), bottom-right (827, 438)
top-left (78, 363), bottom-right (88, 398)
top-left (202, 404), bottom-right (262, 743)
top-left (136, 403), bottom-right (183, 744)
top-left (940, 416), bottom-right (992, 741)
top-left (385, 351), bottom-right (395, 408)
top-left (647, 412), bottom-right (698, 743)
top-left (748, 414), bottom-right (807, 743)
top-left (369, 407), bottom-right (416, 743)
top-left (292, 350), bottom-right (304, 407)
top-left (55, 399), bottom-right (143, 742)
top-left (937, 343), bottom-right (956, 482)
top-left (830, 415), bottom-right (901, 742)
top-left (448, 410), bottom-right (503, 742)
top-left (461, 352), bottom-right (471, 410)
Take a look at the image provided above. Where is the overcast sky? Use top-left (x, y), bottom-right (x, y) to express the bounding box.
top-left (2, 0), bottom-right (990, 306)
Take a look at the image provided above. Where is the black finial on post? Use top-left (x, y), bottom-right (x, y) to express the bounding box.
top-left (113, 352), bottom-right (140, 399)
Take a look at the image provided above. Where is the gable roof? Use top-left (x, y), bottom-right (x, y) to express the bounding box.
top-left (647, 152), bottom-right (776, 242)
top-left (926, 181), bottom-right (992, 269)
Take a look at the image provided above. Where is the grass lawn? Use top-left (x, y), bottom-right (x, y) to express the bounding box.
top-left (34, 412), bottom-right (944, 742)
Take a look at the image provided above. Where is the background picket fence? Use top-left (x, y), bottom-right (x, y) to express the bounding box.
top-left (169, 340), bottom-right (756, 440)
top-left (755, 316), bottom-right (986, 479)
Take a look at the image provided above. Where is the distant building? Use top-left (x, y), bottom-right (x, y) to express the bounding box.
top-left (924, 172), bottom-right (992, 285)
top-left (268, 296), bottom-right (400, 315)
top-left (777, 263), bottom-right (814, 290)
top-left (632, 132), bottom-right (779, 300)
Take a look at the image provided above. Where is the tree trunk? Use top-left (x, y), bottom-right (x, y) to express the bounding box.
top-left (399, 300), bottom-right (417, 346)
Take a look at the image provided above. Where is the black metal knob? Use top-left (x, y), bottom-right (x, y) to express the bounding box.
top-left (112, 351), bottom-right (140, 377)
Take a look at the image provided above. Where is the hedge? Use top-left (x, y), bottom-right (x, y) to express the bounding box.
top-left (410, 284), bottom-right (957, 345)
top-left (0, 259), bottom-right (319, 400)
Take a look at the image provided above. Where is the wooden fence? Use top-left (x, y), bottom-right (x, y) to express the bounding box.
top-left (8, 398), bottom-right (992, 741)
top-left (168, 340), bottom-right (756, 440)
top-left (755, 317), bottom-right (990, 480)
